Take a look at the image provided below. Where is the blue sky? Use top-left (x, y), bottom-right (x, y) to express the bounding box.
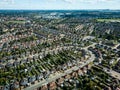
top-left (0, 0), bottom-right (120, 10)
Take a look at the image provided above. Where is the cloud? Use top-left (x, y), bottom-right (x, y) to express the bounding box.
top-left (0, 0), bottom-right (119, 9)
top-left (43, 0), bottom-right (120, 4)
top-left (1, 0), bottom-right (15, 4)
top-left (63, 0), bottom-right (115, 4)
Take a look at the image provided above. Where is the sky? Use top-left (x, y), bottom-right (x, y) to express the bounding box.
top-left (0, 0), bottom-right (120, 10)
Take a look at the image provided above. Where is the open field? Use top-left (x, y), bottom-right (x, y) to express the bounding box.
top-left (7, 20), bottom-right (25, 24)
top-left (97, 19), bottom-right (120, 22)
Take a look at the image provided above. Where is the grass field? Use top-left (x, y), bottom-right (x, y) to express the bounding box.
top-left (7, 20), bottom-right (25, 24)
top-left (97, 19), bottom-right (120, 22)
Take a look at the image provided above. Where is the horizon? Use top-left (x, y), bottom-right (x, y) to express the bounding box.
top-left (0, 9), bottom-right (120, 11)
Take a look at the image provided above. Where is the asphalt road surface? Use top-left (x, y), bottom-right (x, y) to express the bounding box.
top-left (24, 44), bottom-right (96, 90)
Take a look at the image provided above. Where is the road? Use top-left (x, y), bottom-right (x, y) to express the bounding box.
top-left (112, 43), bottom-right (120, 49)
top-left (109, 70), bottom-right (120, 80)
top-left (102, 67), bottom-right (120, 80)
top-left (2, 41), bottom-right (96, 66)
top-left (24, 44), bottom-right (96, 90)
top-left (2, 46), bottom-right (74, 66)
top-left (24, 38), bottom-right (120, 90)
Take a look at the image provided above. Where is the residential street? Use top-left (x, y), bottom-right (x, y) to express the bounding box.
top-left (25, 44), bottom-right (96, 90)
